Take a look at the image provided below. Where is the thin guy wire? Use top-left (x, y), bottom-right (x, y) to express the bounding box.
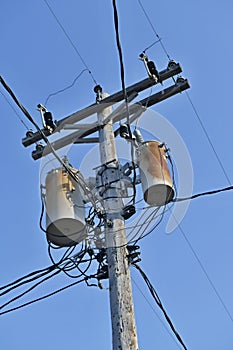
top-left (174, 217), bottom-right (233, 323)
top-left (137, 0), bottom-right (171, 60)
top-left (133, 263), bottom-right (187, 350)
top-left (0, 90), bottom-right (30, 130)
top-left (185, 91), bottom-right (231, 185)
top-left (132, 276), bottom-right (182, 349)
top-left (43, 0), bottom-right (97, 85)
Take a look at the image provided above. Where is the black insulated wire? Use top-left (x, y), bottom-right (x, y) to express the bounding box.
top-left (0, 278), bottom-right (86, 316)
top-left (173, 185), bottom-right (233, 203)
top-left (44, 69), bottom-right (89, 107)
top-left (133, 263), bottom-right (188, 350)
top-left (111, 0), bottom-right (137, 204)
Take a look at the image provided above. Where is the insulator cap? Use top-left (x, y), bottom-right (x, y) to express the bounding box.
top-left (119, 124), bottom-right (130, 139)
top-left (94, 85), bottom-right (102, 94)
top-left (44, 111), bottom-right (56, 131)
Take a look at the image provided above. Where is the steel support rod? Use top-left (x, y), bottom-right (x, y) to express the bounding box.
top-left (97, 93), bottom-right (138, 350)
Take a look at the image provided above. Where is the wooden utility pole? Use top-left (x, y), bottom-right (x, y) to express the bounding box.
top-left (97, 92), bottom-right (138, 349)
top-left (19, 59), bottom-right (189, 349)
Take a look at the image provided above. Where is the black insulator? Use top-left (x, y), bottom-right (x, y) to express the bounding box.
top-left (127, 245), bottom-right (140, 252)
top-left (121, 205), bottom-right (136, 220)
top-left (97, 265), bottom-right (109, 280)
top-left (167, 60), bottom-right (177, 69)
top-left (26, 129), bottom-right (34, 138)
top-left (44, 111), bottom-right (56, 130)
top-left (96, 249), bottom-right (106, 263)
top-left (94, 85), bottom-right (102, 94)
top-left (147, 61), bottom-right (159, 80)
top-left (139, 52), bottom-right (148, 61)
top-left (36, 143), bottom-right (44, 151)
top-left (119, 124), bottom-right (130, 139)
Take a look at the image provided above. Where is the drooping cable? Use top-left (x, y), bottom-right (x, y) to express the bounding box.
top-left (132, 277), bottom-right (182, 349)
top-left (43, 0), bottom-right (97, 85)
top-left (133, 263), bottom-right (188, 350)
top-left (0, 277), bottom-right (86, 316)
top-left (44, 69), bottom-right (89, 107)
top-left (0, 268), bottom-right (56, 297)
top-left (132, 204), bottom-right (169, 245)
top-left (0, 265), bottom-right (56, 294)
top-left (0, 270), bottom-right (61, 311)
top-left (0, 247), bottom-right (96, 314)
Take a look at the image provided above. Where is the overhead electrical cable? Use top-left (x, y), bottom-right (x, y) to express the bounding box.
top-left (132, 277), bottom-right (182, 349)
top-left (43, 0), bottom-right (97, 85)
top-left (0, 265), bottom-right (56, 293)
top-left (0, 268), bottom-right (56, 297)
top-left (174, 185), bottom-right (233, 202)
top-left (133, 263), bottom-right (188, 350)
top-left (0, 277), bottom-right (86, 316)
top-left (112, 0), bottom-right (127, 104)
top-left (0, 270), bottom-right (61, 311)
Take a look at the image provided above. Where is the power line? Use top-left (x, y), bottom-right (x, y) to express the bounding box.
top-left (0, 277), bottom-right (86, 316)
top-left (133, 263), bottom-right (188, 350)
top-left (0, 265), bottom-right (56, 294)
top-left (43, 0), bottom-right (97, 85)
top-left (173, 185), bottom-right (233, 202)
top-left (132, 276), bottom-right (182, 349)
top-left (112, 0), bottom-right (127, 103)
top-left (0, 270), bottom-right (61, 311)
top-left (0, 268), bottom-right (56, 297)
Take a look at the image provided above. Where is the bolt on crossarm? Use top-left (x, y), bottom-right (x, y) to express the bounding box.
top-left (97, 89), bottom-right (138, 350)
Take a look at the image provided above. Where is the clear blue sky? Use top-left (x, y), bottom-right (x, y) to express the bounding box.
top-left (1, 1), bottom-right (233, 349)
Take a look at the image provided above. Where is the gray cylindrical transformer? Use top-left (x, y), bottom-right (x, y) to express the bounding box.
top-left (137, 141), bottom-right (174, 206)
top-left (45, 168), bottom-right (86, 247)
